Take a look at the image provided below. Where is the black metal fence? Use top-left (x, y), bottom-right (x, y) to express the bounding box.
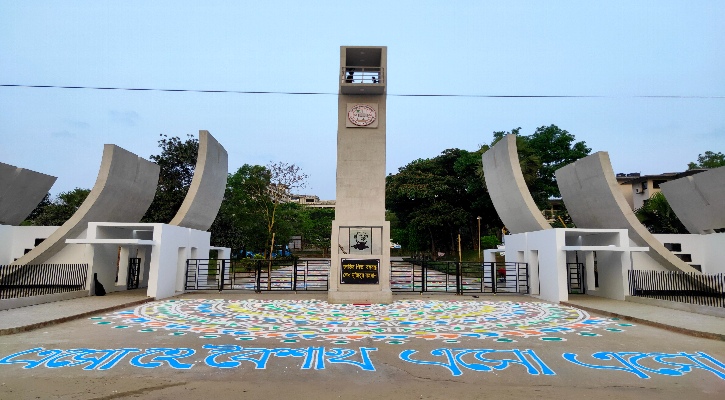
top-left (0, 263), bottom-right (88, 299)
top-left (185, 258), bottom-right (329, 292)
top-left (391, 260), bottom-right (529, 294)
top-left (567, 263), bottom-right (584, 294)
top-left (126, 258), bottom-right (141, 290)
top-left (628, 270), bottom-right (725, 308)
top-left (186, 259), bottom-right (529, 295)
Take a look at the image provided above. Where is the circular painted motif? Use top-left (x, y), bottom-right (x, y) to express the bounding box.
top-left (347, 104), bottom-right (377, 126)
top-left (98, 299), bottom-right (630, 344)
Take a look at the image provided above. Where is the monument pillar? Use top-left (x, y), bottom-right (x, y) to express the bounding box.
top-left (328, 46), bottom-right (392, 304)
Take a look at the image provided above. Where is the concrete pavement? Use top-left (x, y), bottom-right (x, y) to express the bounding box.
top-left (562, 294), bottom-right (725, 341)
top-left (1, 290), bottom-right (723, 340)
top-left (0, 289), bottom-right (153, 335)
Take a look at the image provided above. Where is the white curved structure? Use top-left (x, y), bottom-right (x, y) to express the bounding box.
top-left (169, 130), bottom-right (228, 231)
top-left (0, 162), bottom-right (56, 225)
top-left (13, 145), bottom-right (159, 265)
top-left (555, 152), bottom-right (699, 273)
top-left (481, 134), bottom-right (551, 234)
top-left (660, 166), bottom-right (725, 234)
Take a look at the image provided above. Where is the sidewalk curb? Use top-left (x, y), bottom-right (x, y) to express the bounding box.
top-left (560, 301), bottom-right (725, 342)
top-left (0, 297), bottom-right (155, 336)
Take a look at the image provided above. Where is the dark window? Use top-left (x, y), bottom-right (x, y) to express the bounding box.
top-left (664, 243), bottom-right (682, 252)
top-left (675, 253), bottom-right (692, 262)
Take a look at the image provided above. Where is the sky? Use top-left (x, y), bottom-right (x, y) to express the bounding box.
top-left (1, 1), bottom-right (724, 201)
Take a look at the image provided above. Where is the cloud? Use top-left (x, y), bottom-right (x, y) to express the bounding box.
top-left (109, 110), bottom-right (140, 126)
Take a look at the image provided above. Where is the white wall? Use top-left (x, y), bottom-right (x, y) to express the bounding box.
top-left (146, 224), bottom-right (211, 299)
top-left (503, 228), bottom-right (640, 303)
top-left (653, 233), bottom-right (725, 274)
top-left (0, 225), bottom-right (58, 264)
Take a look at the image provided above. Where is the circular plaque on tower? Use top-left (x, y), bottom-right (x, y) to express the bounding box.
top-left (347, 104), bottom-right (377, 127)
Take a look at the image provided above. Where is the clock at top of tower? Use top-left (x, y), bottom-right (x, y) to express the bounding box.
top-left (340, 46), bottom-right (386, 95)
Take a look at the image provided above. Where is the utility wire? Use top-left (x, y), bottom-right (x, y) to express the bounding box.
top-left (1, 84), bottom-right (723, 99)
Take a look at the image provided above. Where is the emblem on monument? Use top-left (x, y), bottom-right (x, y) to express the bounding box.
top-left (347, 104), bottom-right (377, 127)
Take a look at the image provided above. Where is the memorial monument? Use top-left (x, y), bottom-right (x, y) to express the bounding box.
top-left (328, 46), bottom-right (392, 304)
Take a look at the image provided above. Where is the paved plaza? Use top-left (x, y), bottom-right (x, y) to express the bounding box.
top-left (1, 293), bottom-right (724, 399)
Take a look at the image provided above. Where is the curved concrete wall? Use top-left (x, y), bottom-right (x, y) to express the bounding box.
top-left (481, 134), bottom-right (551, 234)
top-left (555, 152), bottom-right (699, 273)
top-left (660, 167), bottom-right (725, 234)
top-left (169, 130), bottom-right (228, 231)
top-left (13, 145), bottom-right (160, 265)
top-left (0, 162), bottom-right (57, 225)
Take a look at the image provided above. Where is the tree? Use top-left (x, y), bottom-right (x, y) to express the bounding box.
top-left (386, 148), bottom-right (499, 259)
top-left (224, 163), bottom-right (308, 258)
top-left (635, 192), bottom-right (688, 234)
top-left (224, 164), bottom-right (273, 255)
top-left (489, 127), bottom-right (541, 188)
top-left (524, 125), bottom-right (591, 204)
top-left (298, 207), bottom-right (335, 257)
top-left (264, 162), bottom-right (308, 257)
top-left (142, 134), bottom-right (198, 223)
top-left (688, 151), bottom-right (725, 170)
top-left (485, 125), bottom-right (590, 221)
top-left (27, 188), bottom-right (91, 226)
top-left (208, 191), bottom-right (246, 253)
top-left (21, 193), bottom-right (52, 225)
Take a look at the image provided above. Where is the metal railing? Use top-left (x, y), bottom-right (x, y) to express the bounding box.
top-left (392, 260), bottom-right (529, 294)
top-left (185, 258), bottom-right (329, 292)
top-left (185, 259), bottom-right (529, 295)
top-left (628, 270), bottom-right (725, 308)
top-left (567, 263), bottom-right (584, 294)
top-left (340, 66), bottom-right (384, 84)
top-left (126, 257), bottom-right (141, 290)
top-left (0, 263), bottom-right (88, 299)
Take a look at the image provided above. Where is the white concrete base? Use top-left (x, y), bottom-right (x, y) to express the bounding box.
top-left (0, 290), bottom-right (89, 311)
top-left (328, 289), bottom-right (393, 304)
top-left (625, 295), bottom-right (725, 318)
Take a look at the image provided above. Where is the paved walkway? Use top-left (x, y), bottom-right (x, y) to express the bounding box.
top-left (562, 294), bottom-right (725, 341)
top-left (1, 291), bottom-right (723, 340)
top-left (0, 289), bottom-right (153, 335)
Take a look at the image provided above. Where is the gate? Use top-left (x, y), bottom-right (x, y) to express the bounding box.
top-left (390, 260), bottom-right (529, 294)
top-left (567, 262), bottom-right (584, 294)
top-left (185, 259), bottom-right (231, 290)
top-left (185, 258), bottom-right (528, 294)
top-left (185, 258), bottom-right (329, 292)
top-left (126, 257), bottom-right (141, 290)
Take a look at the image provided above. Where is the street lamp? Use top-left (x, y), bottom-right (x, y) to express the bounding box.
top-left (477, 216), bottom-right (482, 261)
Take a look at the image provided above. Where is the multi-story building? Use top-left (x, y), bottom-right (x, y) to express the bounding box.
top-left (616, 170), bottom-right (707, 210)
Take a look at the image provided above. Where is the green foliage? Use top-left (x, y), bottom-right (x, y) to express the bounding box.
top-left (386, 148), bottom-right (499, 259)
top-left (298, 207), bottom-right (335, 256)
top-left (208, 194), bottom-right (246, 251)
top-left (24, 188), bottom-right (91, 226)
top-left (688, 151), bottom-right (725, 170)
top-left (223, 164), bottom-right (273, 254)
top-left (487, 125), bottom-right (590, 212)
top-left (142, 134), bottom-right (199, 223)
top-left (222, 163), bottom-right (307, 257)
top-left (634, 192), bottom-right (688, 234)
top-left (480, 235), bottom-right (501, 250)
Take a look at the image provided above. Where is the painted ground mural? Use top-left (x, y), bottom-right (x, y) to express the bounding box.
top-left (2, 299), bottom-right (724, 383)
top-left (91, 299), bottom-right (634, 344)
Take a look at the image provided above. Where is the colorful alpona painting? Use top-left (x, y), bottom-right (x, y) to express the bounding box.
top-left (93, 299), bottom-right (632, 344)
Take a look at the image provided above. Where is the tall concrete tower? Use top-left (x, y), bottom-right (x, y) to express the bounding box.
top-left (328, 46), bottom-right (392, 304)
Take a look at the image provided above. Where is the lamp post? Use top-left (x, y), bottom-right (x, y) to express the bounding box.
top-left (477, 216), bottom-right (482, 261)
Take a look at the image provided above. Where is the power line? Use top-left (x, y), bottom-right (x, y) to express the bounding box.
top-left (1, 84), bottom-right (723, 99)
